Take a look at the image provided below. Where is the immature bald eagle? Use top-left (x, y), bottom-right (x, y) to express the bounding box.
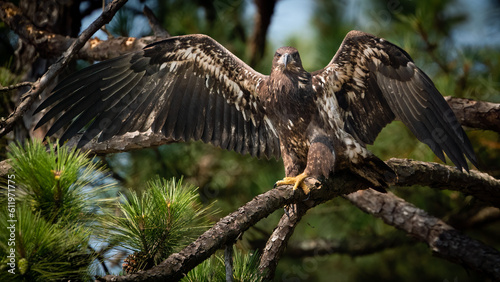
top-left (34, 30), bottom-right (477, 193)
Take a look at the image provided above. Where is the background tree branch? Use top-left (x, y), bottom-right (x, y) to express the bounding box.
top-left (388, 158), bottom-right (500, 207)
top-left (1, 145), bottom-right (499, 207)
top-left (283, 231), bottom-right (413, 258)
top-left (444, 96), bottom-right (500, 133)
top-left (345, 189), bottom-right (500, 280)
top-left (258, 202), bottom-right (310, 281)
top-left (0, 0), bottom-right (129, 138)
top-left (248, 0), bottom-right (277, 67)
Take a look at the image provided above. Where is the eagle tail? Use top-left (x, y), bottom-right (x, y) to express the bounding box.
top-left (350, 154), bottom-right (396, 192)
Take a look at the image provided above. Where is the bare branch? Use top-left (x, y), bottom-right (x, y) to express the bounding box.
top-left (284, 231), bottom-right (412, 258)
top-left (143, 6), bottom-right (170, 37)
top-left (72, 131), bottom-right (176, 155)
top-left (0, 0), bottom-right (129, 138)
top-left (259, 202), bottom-right (309, 280)
top-left (224, 244), bottom-right (234, 282)
top-left (445, 96), bottom-right (500, 133)
top-left (345, 189), bottom-right (500, 280)
top-left (0, 81), bottom-right (33, 92)
top-left (449, 207), bottom-right (500, 229)
top-left (388, 158), bottom-right (500, 207)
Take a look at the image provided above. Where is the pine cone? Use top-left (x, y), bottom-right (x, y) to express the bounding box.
top-left (122, 251), bottom-right (152, 274)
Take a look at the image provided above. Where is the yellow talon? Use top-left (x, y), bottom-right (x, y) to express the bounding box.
top-left (275, 172), bottom-right (310, 195)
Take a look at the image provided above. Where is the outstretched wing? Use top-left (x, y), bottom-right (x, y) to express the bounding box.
top-left (35, 34), bottom-right (280, 159)
top-left (312, 30), bottom-right (477, 170)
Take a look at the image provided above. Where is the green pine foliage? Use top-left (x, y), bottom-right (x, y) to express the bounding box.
top-left (182, 248), bottom-right (262, 282)
top-left (0, 139), bottom-right (117, 281)
top-left (232, 249), bottom-right (262, 282)
top-left (5, 140), bottom-right (116, 224)
top-left (100, 177), bottom-right (215, 272)
top-left (181, 254), bottom-right (225, 282)
top-left (0, 203), bottom-right (93, 281)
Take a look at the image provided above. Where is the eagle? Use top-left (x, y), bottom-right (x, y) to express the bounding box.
top-left (34, 30), bottom-right (477, 193)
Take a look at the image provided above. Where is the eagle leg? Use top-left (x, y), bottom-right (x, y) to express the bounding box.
top-left (274, 172), bottom-right (311, 195)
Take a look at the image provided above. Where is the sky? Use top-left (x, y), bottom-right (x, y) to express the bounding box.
top-left (253, 0), bottom-right (314, 47)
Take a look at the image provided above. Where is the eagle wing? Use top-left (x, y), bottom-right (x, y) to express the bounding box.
top-left (35, 34), bottom-right (280, 159)
top-left (312, 30), bottom-right (477, 170)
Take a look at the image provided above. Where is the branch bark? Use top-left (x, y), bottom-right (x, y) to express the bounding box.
top-left (0, 0), bottom-right (129, 138)
top-left (388, 158), bottom-right (500, 207)
top-left (345, 189), bottom-right (500, 280)
top-left (259, 202), bottom-right (310, 280)
top-left (445, 96), bottom-right (500, 133)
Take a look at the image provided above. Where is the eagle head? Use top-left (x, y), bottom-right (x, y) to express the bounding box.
top-left (272, 46), bottom-right (304, 73)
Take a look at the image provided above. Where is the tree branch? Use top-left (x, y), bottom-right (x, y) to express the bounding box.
top-left (387, 158), bottom-right (500, 207)
top-left (259, 202), bottom-right (310, 280)
top-left (248, 0), bottom-right (277, 66)
top-left (0, 81), bottom-right (33, 92)
top-left (445, 96), bottom-right (500, 133)
top-left (284, 231), bottom-right (412, 258)
top-left (142, 6), bottom-right (170, 37)
top-left (0, 0), bottom-right (129, 138)
top-left (345, 189), bottom-right (500, 280)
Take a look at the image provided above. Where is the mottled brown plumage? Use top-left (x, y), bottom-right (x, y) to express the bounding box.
top-left (34, 30), bottom-right (477, 193)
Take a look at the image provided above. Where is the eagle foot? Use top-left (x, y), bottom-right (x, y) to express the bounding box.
top-left (274, 172), bottom-right (311, 195)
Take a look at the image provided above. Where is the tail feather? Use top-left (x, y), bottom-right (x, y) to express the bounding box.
top-left (349, 154), bottom-right (396, 192)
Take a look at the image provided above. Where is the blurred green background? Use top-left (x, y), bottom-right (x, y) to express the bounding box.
top-left (1, 0), bottom-right (499, 281)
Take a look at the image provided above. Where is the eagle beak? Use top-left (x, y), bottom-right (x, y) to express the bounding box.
top-left (280, 53), bottom-right (291, 68)
top-left (283, 53), bottom-right (290, 68)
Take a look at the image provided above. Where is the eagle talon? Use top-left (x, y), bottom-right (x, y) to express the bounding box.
top-left (275, 172), bottom-right (311, 195)
top-left (303, 193), bottom-right (311, 201)
top-left (284, 203), bottom-right (297, 217)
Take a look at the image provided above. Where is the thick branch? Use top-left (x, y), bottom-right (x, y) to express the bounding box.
top-left (0, 0), bottom-right (129, 138)
top-left (445, 96), bottom-right (500, 133)
top-left (70, 131), bottom-right (175, 155)
top-left (388, 158), bottom-right (500, 207)
top-left (259, 202), bottom-right (309, 280)
top-left (345, 189), bottom-right (500, 280)
top-left (98, 164), bottom-right (500, 281)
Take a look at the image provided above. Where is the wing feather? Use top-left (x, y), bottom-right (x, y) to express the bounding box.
top-left (35, 34), bottom-right (280, 159)
top-left (313, 30), bottom-right (477, 170)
